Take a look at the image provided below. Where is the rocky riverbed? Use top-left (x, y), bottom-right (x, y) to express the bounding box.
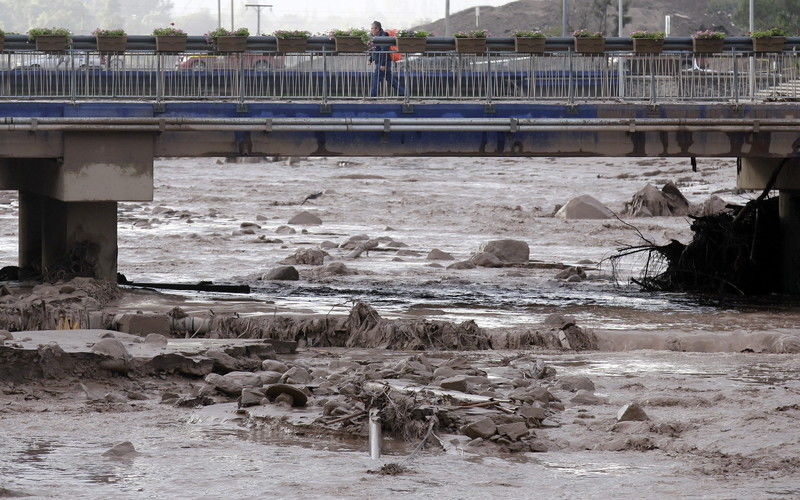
top-left (1, 155), bottom-right (800, 497)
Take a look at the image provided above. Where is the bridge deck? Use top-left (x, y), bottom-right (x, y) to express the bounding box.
top-left (0, 101), bottom-right (797, 158)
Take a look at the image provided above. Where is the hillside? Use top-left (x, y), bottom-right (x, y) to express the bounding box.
top-left (414, 0), bottom-right (743, 37)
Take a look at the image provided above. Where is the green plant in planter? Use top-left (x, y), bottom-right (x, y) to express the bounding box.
top-left (751, 27), bottom-right (787, 38)
top-left (630, 30), bottom-right (665, 39)
top-left (27, 27), bottom-right (70, 41)
top-left (153, 25), bottom-right (186, 37)
top-left (454, 29), bottom-right (487, 38)
top-left (273, 30), bottom-right (311, 38)
top-left (206, 27), bottom-right (249, 43)
top-left (514, 30), bottom-right (545, 38)
top-left (331, 28), bottom-right (370, 43)
top-left (397, 30), bottom-right (430, 38)
top-left (92, 28), bottom-right (126, 37)
top-left (692, 30), bottom-right (725, 39)
top-left (573, 29), bottom-right (603, 38)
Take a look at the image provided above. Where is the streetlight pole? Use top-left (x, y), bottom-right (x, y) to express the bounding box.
top-left (618, 0), bottom-right (625, 99)
top-left (749, 0), bottom-right (755, 99)
top-left (231, 0), bottom-right (235, 30)
top-left (246, 4), bottom-right (273, 35)
top-left (562, 0), bottom-right (568, 36)
top-left (445, 0), bottom-right (450, 36)
top-left (218, 0), bottom-right (222, 28)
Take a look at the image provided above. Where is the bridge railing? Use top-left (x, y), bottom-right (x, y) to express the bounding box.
top-left (0, 49), bottom-right (797, 103)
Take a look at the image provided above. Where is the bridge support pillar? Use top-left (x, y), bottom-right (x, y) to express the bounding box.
top-left (0, 133), bottom-right (154, 282)
top-left (40, 198), bottom-right (118, 282)
top-left (18, 191), bottom-right (44, 278)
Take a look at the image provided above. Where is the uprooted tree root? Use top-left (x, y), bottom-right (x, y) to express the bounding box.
top-left (612, 196), bottom-right (781, 295)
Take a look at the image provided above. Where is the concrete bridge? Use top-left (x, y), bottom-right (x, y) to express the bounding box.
top-left (0, 36), bottom-right (799, 290)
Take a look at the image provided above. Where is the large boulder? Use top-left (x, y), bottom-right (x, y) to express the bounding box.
top-left (288, 211), bottom-right (322, 226)
top-left (426, 249), bottom-right (455, 261)
top-left (117, 313), bottom-right (171, 336)
top-left (691, 195), bottom-right (728, 217)
top-left (280, 249), bottom-right (328, 266)
top-left (263, 265), bottom-right (300, 281)
top-left (462, 417), bottom-right (497, 439)
top-left (625, 182), bottom-right (689, 217)
top-left (616, 403), bottom-right (649, 422)
top-left (555, 195), bottom-right (614, 220)
top-left (469, 252), bottom-right (504, 268)
top-left (478, 239), bottom-right (530, 263)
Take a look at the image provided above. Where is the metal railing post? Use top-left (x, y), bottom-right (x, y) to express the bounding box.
top-left (403, 54), bottom-right (411, 106)
top-left (156, 53), bottom-right (163, 103)
top-left (568, 49), bottom-right (574, 104)
top-left (69, 48), bottom-right (76, 103)
top-left (649, 58), bottom-right (656, 104)
top-left (321, 48), bottom-right (328, 107)
top-left (238, 53), bottom-right (245, 109)
top-left (733, 53), bottom-right (739, 104)
top-left (486, 49), bottom-right (493, 105)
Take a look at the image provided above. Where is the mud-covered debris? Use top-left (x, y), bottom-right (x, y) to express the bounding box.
top-left (366, 463), bottom-right (411, 476)
top-left (144, 333), bottom-right (168, 346)
top-left (280, 249), bottom-right (328, 266)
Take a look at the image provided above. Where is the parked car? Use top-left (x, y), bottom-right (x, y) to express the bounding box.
top-left (14, 53), bottom-right (106, 70)
top-left (176, 53), bottom-right (285, 71)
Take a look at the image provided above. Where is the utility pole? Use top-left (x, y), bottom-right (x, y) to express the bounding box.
top-left (749, 0), bottom-right (755, 99)
top-left (476, 6), bottom-right (480, 28)
top-left (246, 3), bottom-right (273, 35)
top-left (562, 0), bottom-right (568, 36)
top-left (218, 0), bottom-right (222, 28)
top-left (618, 0), bottom-right (623, 36)
top-left (444, 0), bottom-right (451, 36)
top-left (231, 0), bottom-right (235, 30)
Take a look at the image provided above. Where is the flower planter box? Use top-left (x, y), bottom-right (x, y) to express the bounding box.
top-left (632, 38), bottom-right (664, 54)
top-left (214, 36), bottom-right (247, 52)
top-left (395, 37), bottom-right (427, 53)
top-left (156, 35), bottom-right (187, 53)
top-left (574, 37), bottom-right (605, 54)
top-left (692, 38), bottom-right (724, 54)
top-left (514, 37), bottom-right (545, 54)
top-left (455, 37), bottom-right (486, 54)
top-left (96, 35), bottom-right (127, 53)
top-left (0, 36), bottom-right (4, 53)
top-left (334, 36), bottom-right (366, 53)
top-left (752, 36), bottom-right (785, 53)
top-left (276, 37), bottom-right (309, 53)
top-left (35, 35), bottom-right (68, 52)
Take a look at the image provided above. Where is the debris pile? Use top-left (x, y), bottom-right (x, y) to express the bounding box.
top-left (614, 197), bottom-right (781, 294)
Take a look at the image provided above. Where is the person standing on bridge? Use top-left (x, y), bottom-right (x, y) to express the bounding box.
top-left (369, 21), bottom-right (405, 98)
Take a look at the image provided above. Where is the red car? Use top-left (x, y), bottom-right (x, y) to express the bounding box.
top-left (176, 53), bottom-right (285, 71)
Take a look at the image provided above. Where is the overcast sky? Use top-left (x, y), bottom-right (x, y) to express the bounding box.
top-left (174, 0), bottom-right (512, 32)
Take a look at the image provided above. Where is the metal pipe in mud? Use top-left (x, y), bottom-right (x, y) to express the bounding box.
top-left (369, 408), bottom-right (382, 460)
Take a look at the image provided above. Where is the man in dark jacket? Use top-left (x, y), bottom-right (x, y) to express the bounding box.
top-left (369, 21), bottom-right (404, 97)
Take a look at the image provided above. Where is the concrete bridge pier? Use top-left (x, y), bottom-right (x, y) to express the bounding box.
top-left (1, 133), bottom-right (155, 282)
top-left (738, 157), bottom-right (800, 293)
